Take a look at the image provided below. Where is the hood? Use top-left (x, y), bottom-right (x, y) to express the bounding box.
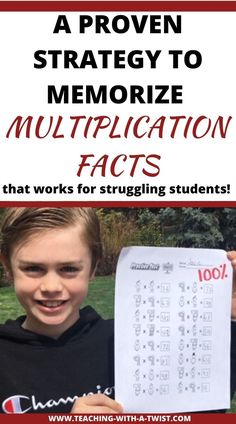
top-left (0, 306), bottom-right (101, 346)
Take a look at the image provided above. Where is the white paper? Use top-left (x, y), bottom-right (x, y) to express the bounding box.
top-left (115, 247), bottom-right (233, 413)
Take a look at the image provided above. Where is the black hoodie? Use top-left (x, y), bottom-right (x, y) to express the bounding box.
top-left (0, 307), bottom-right (236, 414)
top-left (0, 306), bottom-right (114, 414)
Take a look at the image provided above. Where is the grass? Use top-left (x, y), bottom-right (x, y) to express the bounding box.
top-left (230, 396), bottom-right (236, 414)
top-left (82, 275), bottom-right (115, 319)
top-left (0, 286), bottom-right (25, 323)
top-left (0, 277), bottom-right (235, 413)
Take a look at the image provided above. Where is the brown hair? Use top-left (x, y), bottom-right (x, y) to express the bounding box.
top-left (0, 207), bottom-right (102, 273)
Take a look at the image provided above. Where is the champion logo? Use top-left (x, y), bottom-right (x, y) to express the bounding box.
top-left (2, 386), bottom-right (114, 414)
top-left (3, 395), bottom-right (32, 414)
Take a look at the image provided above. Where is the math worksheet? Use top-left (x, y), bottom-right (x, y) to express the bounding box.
top-left (115, 247), bottom-right (233, 412)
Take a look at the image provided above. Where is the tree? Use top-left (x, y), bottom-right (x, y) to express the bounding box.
top-left (158, 208), bottom-right (224, 248)
top-left (221, 208), bottom-right (236, 250)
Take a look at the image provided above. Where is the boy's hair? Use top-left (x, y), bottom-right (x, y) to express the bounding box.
top-left (0, 207), bottom-right (102, 273)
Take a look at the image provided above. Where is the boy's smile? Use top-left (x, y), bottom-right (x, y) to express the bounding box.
top-left (9, 225), bottom-right (93, 338)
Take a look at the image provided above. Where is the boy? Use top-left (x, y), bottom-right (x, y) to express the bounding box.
top-left (0, 207), bottom-right (235, 414)
top-left (0, 207), bottom-right (122, 414)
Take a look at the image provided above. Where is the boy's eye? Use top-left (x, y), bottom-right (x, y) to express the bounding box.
top-left (23, 266), bottom-right (44, 274)
top-left (60, 266), bottom-right (79, 274)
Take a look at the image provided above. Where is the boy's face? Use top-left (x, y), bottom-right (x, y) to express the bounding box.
top-left (9, 225), bottom-right (93, 338)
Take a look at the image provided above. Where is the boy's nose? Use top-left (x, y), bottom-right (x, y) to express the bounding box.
top-left (40, 275), bottom-right (63, 293)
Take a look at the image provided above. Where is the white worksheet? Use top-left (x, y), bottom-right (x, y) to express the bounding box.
top-left (115, 247), bottom-right (233, 412)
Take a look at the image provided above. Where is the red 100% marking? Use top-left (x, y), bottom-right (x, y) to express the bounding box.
top-left (198, 264), bottom-right (228, 282)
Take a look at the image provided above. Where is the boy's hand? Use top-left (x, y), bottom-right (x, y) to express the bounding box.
top-left (227, 251), bottom-right (236, 320)
top-left (71, 394), bottom-right (123, 414)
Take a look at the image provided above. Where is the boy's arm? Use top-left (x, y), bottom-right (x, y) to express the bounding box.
top-left (71, 394), bottom-right (123, 414)
top-left (231, 321), bottom-right (236, 400)
top-left (227, 251), bottom-right (236, 400)
top-left (227, 251), bottom-right (236, 320)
